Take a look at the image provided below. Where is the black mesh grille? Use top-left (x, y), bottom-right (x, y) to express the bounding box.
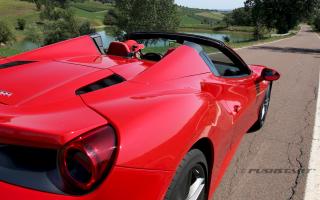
top-left (0, 61), bottom-right (36, 69)
top-left (76, 74), bottom-right (125, 95)
top-left (0, 145), bottom-right (63, 194)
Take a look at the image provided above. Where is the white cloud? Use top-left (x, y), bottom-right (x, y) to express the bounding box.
top-left (175, 0), bottom-right (245, 10)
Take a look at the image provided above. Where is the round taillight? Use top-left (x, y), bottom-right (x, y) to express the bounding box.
top-left (59, 126), bottom-right (116, 192)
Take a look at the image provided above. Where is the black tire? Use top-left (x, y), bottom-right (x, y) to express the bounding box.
top-left (165, 149), bottom-right (208, 200)
top-left (249, 83), bottom-right (272, 132)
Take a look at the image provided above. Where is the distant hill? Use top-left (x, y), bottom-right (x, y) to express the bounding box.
top-left (0, 0), bottom-right (226, 29)
top-left (178, 6), bottom-right (226, 29)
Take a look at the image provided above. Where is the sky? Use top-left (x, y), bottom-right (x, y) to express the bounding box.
top-left (175, 0), bottom-right (245, 10)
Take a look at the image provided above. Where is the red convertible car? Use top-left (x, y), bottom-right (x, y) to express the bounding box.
top-left (0, 32), bottom-right (279, 200)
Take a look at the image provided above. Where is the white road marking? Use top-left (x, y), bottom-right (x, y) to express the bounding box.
top-left (304, 33), bottom-right (320, 200)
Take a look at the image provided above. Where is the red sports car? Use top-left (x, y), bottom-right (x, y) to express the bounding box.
top-left (0, 32), bottom-right (280, 200)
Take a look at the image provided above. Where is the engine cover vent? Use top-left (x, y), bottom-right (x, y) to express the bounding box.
top-left (76, 74), bottom-right (125, 95)
top-left (0, 61), bottom-right (36, 69)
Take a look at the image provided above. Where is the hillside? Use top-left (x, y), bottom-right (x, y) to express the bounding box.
top-left (0, 0), bottom-right (226, 29)
top-left (0, 0), bottom-right (39, 27)
top-left (0, 0), bottom-right (226, 56)
top-left (178, 6), bottom-right (226, 29)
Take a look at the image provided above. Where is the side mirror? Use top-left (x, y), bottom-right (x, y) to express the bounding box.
top-left (262, 68), bottom-right (280, 81)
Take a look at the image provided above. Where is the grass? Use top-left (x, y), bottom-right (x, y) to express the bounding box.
top-left (0, 0), bottom-right (39, 24)
top-left (0, 0), bottom-right (39, 29)
top-left (71, 7), bottom-right (106, 26)
top-left (0, 47), bottom-right (23, 57)
top-left (226, 33), bottom-right (295, 49)
top-left (70, 1), bottom-right (112, 12)
top-left (195, 11), bottom-right (225, 21)
top-left (220, 26), bottom-right (255, 33)
top-left (180, 15), bottom-right (202, 25)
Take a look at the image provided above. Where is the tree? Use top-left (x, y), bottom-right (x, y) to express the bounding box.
top-left (224, 7), bottom-right (252, 26)
top-left (41, 6), bottom-right (96, 45)
top-left (42, 8), bottom-right (80, 45)
top-left (34, 0), bottom-right (42, 10)
top-left (25, 24), bottom-right (43, 47)
top-left (114, 0), bottom-right (179, 33)
top-left (104, 9), bottom-right (118, 26)
top-left (313, 12), bottom-right (320, 31)
top-left (79, 21), bottom-right (96, 35)
top-left (16, 18), bottom-right (27, 30)
top-left (0, 21), bottom-right (14, 44)
top-left (245, 0), bottom-right (265, 39)
top-left (245, 0), bottom-right (319, 34)
top-left (23, 0), bottom-right (70, 9)
top-left (95, 0), bottom-right (114, 3)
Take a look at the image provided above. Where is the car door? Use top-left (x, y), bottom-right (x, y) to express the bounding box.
top-left (219, 75), bottom-right (259, 145)
top-left (202, 44), bottom-right (260, 147)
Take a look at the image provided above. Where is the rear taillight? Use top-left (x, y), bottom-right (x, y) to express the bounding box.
top-left (58, 126), bottom-right (116, 193)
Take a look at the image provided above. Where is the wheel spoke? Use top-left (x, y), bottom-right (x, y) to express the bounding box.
top-left (186, 177), bottom-right (205, 200)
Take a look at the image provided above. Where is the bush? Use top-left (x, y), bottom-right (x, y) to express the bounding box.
top-left (79, 21), bottom-right (96, 35)
top-left (16, 18), bottom-right (27, 30)
top-left (25, 24), bottom-right (43, 46)
top-left (314, 14), bottom-right (320, 31)
top-left (0, 21), bottom-right (14, 44)
top-left (71, 1), bottom-right (111, 12)
top-left (104, 9), bottom-right (118, 26)
top-left (223, 36), bottom-right (230, 43)
top-left (43, 19), bottom-right (78, 45)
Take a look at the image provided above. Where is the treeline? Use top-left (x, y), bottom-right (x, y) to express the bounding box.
top-left (104, 0), bottom-right (179, 33)
top-left (224, 7), bottom-right (252, 27)
top-left (19, 0), bottom-right (114, 11)
top-left (312, 6), bottom-right (320, 31)
top-left (225, 0), bottom-right (319, 37)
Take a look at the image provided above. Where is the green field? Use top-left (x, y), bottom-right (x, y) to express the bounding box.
top-left (0, 0), bottom-right (228, 30)
top-left (71, 7), bottom-right (106, 26)
top-left (0, 0), bottom-right (111, 28)
top-left (178, 6), bottom-right (226, 29)
top-left (195, 11), bottom-right (225, 21)
top-left (0, 0), bottom-right (39, 27)
top-left (71, 1), bottom-right (112, 12)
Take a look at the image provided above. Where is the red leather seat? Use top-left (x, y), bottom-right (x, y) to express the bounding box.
top-left (124, 40), bottom-right (145, 53)
top-left (107, 42), bottom-right (131, 57)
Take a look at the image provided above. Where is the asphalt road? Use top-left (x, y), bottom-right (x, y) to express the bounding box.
top-left (214, 25), bottom-right (320, 200)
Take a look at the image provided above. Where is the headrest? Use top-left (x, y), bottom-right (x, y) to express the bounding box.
top-left (107, 42), bottom-right (131, 57)
top-left (124, 40), bottom-right (145, 52)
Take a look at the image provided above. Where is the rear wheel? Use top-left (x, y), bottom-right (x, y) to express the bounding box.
top-left (165, 149), bottom-right (208, 200)
top-left (249, 84), bottom-right (272, 132)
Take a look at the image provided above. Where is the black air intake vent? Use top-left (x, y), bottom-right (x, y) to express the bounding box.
top-left (0, 61), bottom-right (36, 69)
top-left (76, 74), bottom-right (125, 95)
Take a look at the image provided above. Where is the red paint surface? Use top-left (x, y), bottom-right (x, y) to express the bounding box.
top-left (0, 36), bottom-right (279, 199)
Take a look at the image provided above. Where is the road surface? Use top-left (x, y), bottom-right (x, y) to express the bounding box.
top-left (214, 25), bottom-right (320, 200)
